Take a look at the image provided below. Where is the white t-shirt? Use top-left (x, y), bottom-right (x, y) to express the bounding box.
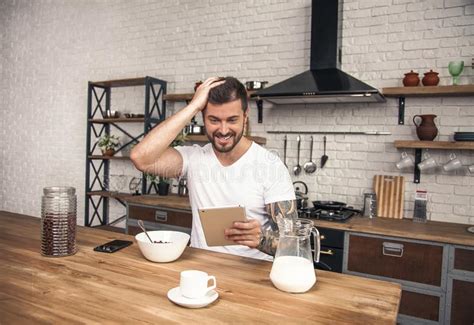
top-left (175, 142), bottom-right (295, 261)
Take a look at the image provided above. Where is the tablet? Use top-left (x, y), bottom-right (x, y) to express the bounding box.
top-left (198, 205), bottom-right (247, 246)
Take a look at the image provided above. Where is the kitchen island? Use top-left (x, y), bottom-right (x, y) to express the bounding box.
top-left (0, 211), bottom-right (401, 324)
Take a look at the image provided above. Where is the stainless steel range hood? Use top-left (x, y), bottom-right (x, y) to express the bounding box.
top-left (252, 0), bottom-right (385, 104)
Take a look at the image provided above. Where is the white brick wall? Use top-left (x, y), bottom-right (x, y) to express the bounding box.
top-left (1, 0), bottom-right (473, 225)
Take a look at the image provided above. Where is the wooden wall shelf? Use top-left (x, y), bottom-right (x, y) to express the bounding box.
top-left (163, 93), bottom-right (194, 102)
top-left (394, 140), bottom-right (474, 150)
top-left (163, 91), bottom-right (257, 102)
top-left (383, 85), bottom-right (474, 97)
top-left (382, 85), bottom-right (474, 125)
top-left (394, 140), bottom-right (474, 184)
top-left (186, 134), bottom-right (266, 145)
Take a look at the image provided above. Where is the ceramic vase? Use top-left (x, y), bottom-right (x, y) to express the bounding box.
top-left (403, 71), bottom-right (420, 87)
top-left (413, 114), bottom-right (438, 141)
top-left (422, 70), bottom-right (440, 86)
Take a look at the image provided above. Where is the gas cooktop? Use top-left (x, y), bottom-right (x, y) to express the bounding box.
top-left (299, 207), bottom-right (360, 222)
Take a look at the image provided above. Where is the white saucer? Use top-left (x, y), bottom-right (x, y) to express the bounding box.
top-left (167, 287), bottom-right (218, 308)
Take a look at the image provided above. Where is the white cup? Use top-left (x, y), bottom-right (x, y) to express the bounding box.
top-left (417, 153), bottom-right (437, 171)
top-left (396, 152), bottom-right (414, 169)
top-left (443, 153), bottom-right (462, 172)
top-left (180, 270), bottom-right (216, 299)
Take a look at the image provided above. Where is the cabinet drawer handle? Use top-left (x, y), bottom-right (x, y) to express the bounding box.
top-left (155, 211), bottom-right (168, 222)
top-left (320, 249), bottom-right (334, 256)
top-left (382, 242), bottom-right (404, 258)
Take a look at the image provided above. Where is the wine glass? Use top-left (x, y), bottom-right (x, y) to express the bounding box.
top-left (448, 61), bottom-right (464, 85)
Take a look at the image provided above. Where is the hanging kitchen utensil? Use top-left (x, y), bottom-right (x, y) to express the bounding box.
top-left (373, 175), bottom-right (405, 219)
top-left (293, 136), bottom-right (302, 176)
top-left (303, 136), bottom-right (317, 174)
top-left (283, 135), bottom-right (287, 168)
top-left (321, 136), bottom-right (328, 168)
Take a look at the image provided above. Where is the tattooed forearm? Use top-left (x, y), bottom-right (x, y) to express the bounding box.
top-left (257, 200), bottom-right (298, 256)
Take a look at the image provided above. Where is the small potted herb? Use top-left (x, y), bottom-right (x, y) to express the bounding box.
top-left (146, 173), bottom-right (170, 196)
top-left (98, 134), bottom-right (120, 156)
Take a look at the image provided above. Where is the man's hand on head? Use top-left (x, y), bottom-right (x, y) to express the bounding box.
top-left (189, 77), bottom-right (226, 113)
top-left (224, 219), bottom-right (262, 249)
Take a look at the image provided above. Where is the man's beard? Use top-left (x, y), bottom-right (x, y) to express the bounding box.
top-left (206, 127), bottom-right (244, 153)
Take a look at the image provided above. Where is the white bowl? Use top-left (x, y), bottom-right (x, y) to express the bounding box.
top-left (135, 231), bottom-right (190, 263)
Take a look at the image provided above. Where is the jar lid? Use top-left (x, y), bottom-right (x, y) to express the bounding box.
top-left (43, 186), bottom-right (76, 196)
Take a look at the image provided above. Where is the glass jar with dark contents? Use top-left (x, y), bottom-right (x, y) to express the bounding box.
top-left (41, 186), bottom-right (77, 257)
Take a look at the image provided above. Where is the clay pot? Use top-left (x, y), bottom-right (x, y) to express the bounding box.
top-left (403, 70), bottom-right (420, 87)
top-left (422, 70), bottom-right (440, 86)
top-left (413, 114), bottom-right (438, 141)
top-left (102, 148), bottom-right (115, 156)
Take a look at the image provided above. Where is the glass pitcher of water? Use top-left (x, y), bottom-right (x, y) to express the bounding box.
top-left (270, 218), bottom-right (320, 293)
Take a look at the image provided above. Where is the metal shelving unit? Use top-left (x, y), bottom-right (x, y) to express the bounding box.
top-left (85, 76), bottom-right (167, 228)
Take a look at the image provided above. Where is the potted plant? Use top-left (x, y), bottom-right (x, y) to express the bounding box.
top-left (98, 134), bottom-right (120, 156)
top-left (146, 173), bottom-right (170, 196)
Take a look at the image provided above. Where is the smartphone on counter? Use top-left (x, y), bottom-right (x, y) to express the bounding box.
top-left (94, 240), bottom-right (133, 253)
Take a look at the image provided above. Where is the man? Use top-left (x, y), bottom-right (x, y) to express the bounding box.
top-left (131, 77), bottom-right (297, 260)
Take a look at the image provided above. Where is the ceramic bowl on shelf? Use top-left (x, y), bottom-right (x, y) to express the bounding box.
top-left (135, 230), bottom-right (190, 263)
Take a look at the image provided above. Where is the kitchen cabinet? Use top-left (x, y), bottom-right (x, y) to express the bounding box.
top-left (382, 84), bottom-right (474, 125)
top-left (394, 140), bottom-right (474, 183)
top-left (85, 76), bottom-right (167, 228)
top-left (445, 245), bottom-right (474, 325)
top-left (344, 231), bottom-right (474, 324)
top-left (125, 195), bottom-right (192, 236)
top-left (345, 232), bottom-right (446, 323)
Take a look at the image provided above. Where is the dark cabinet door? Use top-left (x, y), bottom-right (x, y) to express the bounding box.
top-left (450, 279), bottom-right (474, 325)
top-left (347, 234), bottom-right (443, 286)
top-left (399, 290), bottom-right (440, 322)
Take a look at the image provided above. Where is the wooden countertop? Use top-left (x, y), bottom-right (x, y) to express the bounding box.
top-left (124, 195), bottom-right (474, 247)
top-left (313, 216), bottom-right (474, 247)
top-left (0, 211), bottom-right (401, 324)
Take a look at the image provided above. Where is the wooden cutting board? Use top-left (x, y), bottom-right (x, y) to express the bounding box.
top-left (373, 175), bottom-right (405, 219)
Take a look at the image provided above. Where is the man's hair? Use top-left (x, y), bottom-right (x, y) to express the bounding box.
top-left (208, 77), bottom-right (248, 113)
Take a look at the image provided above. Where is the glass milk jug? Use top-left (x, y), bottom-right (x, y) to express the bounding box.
top-left (270, 218), bottom-right (320, 293)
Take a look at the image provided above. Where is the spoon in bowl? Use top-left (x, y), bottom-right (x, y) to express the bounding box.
top-left (138, 220), bottom-right (153, 243)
